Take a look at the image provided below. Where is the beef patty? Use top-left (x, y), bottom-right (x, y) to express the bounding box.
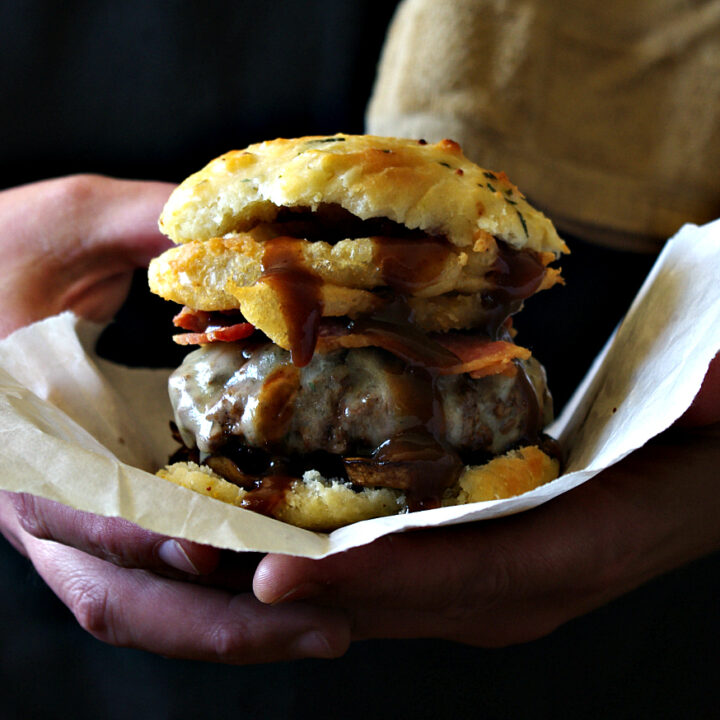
top-left (170, 342), bottom-right (552, 461)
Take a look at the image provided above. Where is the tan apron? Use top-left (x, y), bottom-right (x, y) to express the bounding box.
top-left (367, 0), bottom-right (720, 250)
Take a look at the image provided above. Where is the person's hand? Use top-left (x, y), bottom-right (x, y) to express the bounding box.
top-left (0, 175), bottom-right (173, 334)
top-left (254, 357), bottom-right (720, 647)
top-left (678, 352), bottom-right (720, 427)
top-left (0, 493), bottom-right (349, 661)
top-left (0, 175), bottom-right (350, 662)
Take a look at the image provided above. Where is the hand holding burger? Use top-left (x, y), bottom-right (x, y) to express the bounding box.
top-left (0, 166), bottom-right (718, 664)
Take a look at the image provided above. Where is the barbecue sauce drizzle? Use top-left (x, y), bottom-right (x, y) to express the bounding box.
top-left (260, 236), bottom-right (324, 368)
top-left (343, 358), bottom-right (464, 511)
top-left (204, 233), bottom-right (548, 515)
top-left (480, 242), bottom-right (547, 338)
top-left (372, 235), bottom-right (452, 295)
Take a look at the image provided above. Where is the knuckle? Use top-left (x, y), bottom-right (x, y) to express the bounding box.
top-left (43, 174), bottom-right (109, 235)
top-left (12, 493), bottom-right (51, 540)
top-left (440, 543), bottom-right (563, 647)
top-left (475, 551), bottom-right (514, 611)
top-left (53, 173), bottom-right (104, 209)
top-left (207, 617), bottom-right (252, 662)
top-left (68, 577), bottom-right (116, 644)
top-left (81, 515), bottom-right (126, 565)
top-left (74, 514), bottom-right (153, 569)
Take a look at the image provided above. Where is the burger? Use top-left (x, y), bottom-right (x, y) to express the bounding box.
top-left (148, 134), bottom-right (568, 531)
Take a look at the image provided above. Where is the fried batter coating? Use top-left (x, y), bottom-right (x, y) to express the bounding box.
top-left (226, 281), bottom-right (382, 350)
top-left (147, 229), bottom-right (563, 344)
top-left (147, 231), bottom-right (501, 307)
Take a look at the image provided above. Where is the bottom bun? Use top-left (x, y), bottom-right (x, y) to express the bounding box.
top-left (157, 446), bottom-right (559, 532)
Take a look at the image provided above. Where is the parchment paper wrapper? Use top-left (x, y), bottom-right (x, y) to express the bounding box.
top-left (1, 221), bottom-right (718, 558)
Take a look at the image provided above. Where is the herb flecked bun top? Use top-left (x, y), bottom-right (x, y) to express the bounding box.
top-left (159, 134), bottom-right (568, 256)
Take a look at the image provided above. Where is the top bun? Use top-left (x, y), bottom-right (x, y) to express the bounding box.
top-left (159, 134), bottom-right (568, 255)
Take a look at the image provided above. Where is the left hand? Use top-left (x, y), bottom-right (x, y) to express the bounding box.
top-left (0, 175), bottom-right (352, 662)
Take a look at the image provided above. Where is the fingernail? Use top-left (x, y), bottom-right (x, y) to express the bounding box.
top-left (292, 630), bottom-right (335, 659)
top-left (270, 582), bottom-right (322, 605)
top-left (157, 539), bottom-right (200, 575)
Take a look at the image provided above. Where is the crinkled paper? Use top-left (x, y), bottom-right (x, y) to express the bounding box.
top-left (1, 222), bottom-right (718, 558)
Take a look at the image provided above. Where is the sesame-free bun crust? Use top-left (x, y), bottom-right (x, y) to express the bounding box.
top-left (159, 134), bottom-right (568, 255)
top-left (157, 445), bottom-right (559, 532)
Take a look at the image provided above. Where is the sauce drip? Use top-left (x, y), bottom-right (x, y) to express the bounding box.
top-left (488, 243), bottom-right (546, 304)
top-left (372, 235), bottom-right (452, 294)
top-left (371, 428), bottom-right (463, 511)
top-left (344, 360), bottom-right (463, 509)
top-left (203, 443), bottom-right (346, 521)
top-left (383, 362), bottom-right (462, 508)
top-left (515, 363), bottom-right (542, 445)
top-left (261, 236), bottom-right (323, 367)
top-left (482, 242), bottom-right (547, 337)
top-left (239, 474), bottom-right (294, 516)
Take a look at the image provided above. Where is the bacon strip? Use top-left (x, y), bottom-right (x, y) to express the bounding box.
top-left (173, 307), bottom-right (527, 375)
top-left (317, 321), bottom-right (528, 378)
top-left (173, 307), bottom-right (214, 332)
top-left (173, 322), bottom-right (256, 345)
top-left (432, 334), bottom-right (530, 378)
top-left (172, 306), bottom-right (255, 345)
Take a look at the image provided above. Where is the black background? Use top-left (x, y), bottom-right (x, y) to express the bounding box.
top-left (1, 2), bottom-right (718, 718)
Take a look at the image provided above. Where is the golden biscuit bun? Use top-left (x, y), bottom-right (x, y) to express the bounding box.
top-left (157, 445), bottom-right (559, 532)
top-left (159, 134), bottom-right (568, 255)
